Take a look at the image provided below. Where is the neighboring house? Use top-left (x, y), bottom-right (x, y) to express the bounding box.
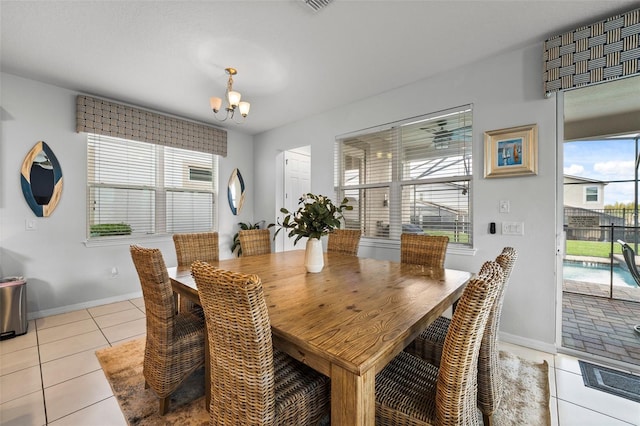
top-left (563, 175), bottom-right (607, 210)
top-left (563, 175), bottom-right (627, 241)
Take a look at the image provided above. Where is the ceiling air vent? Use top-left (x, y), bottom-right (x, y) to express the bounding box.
top-left (301, 0), bottom-right (333, 12)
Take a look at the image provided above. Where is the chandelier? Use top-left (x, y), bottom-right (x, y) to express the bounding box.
top-left (209, 67), bottom-right (250, 123)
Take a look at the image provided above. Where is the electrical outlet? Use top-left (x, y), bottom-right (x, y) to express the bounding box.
top-left (499, 200), bottom-right (510, 213)
top-left (502, 221), bottom-right (524, 235)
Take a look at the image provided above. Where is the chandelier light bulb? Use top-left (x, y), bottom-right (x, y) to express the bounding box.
top-left (227, 91), bottom-right (241, 108)
top-left (239, 101), bottom-right (251, 117)
top-left (210, 97), bottom-right (222, 113)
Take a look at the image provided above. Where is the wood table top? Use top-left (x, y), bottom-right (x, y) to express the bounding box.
top-left (169, 250), bottom-right (472, 376)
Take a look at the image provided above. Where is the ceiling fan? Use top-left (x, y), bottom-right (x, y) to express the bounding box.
top-left (421, 120), bottom-right (453, 149)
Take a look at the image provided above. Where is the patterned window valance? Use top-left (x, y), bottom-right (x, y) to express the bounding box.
top-left (544, 8), bottom-right (640, 96)
top-left (76, 95), bottom-right (227, 157)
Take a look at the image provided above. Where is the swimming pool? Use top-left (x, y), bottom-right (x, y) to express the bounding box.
top-left (563, 260), bottom-right (638, 288)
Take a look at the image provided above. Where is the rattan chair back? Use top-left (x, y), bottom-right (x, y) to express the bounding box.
top-left (173, 232), bottom-right (219, 267)
top-left (436, 260), bottom-right (503, 426)
top-left (477, 247), bottom-right (518, 422)
top-left (403, 248), bottom-right (517, 424)
top-left (239, 229), bottom-right (272, 257)
top-left (129, 245), bottom-right (205, 415)
top-left (172, 232), bottom-right (219, 312)
top-left (375, 261), bottom-right (503, 426)
top-left (400, 234), bottom-right (449, 268)
top-left (327, 229), bottom-right (362, 256)
top-left (130, 245), bottom-right (177, 333)
top-left (191, 261), bottom-right (330, 425)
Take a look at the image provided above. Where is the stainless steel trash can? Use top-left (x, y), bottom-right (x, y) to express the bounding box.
top-left (0, 277), bottom-right (28, 339)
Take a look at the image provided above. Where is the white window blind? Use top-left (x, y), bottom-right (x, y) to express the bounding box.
top-left (87, 134), bottom-right (217, 239)
top-left (335, 105), bottom-right (473, 246)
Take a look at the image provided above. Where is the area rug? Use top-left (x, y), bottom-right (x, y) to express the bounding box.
top-left (97, 338), bottom-right (550, 425)
top-left (579, 360), bottom-right (640, 403)
top-left (96, 338), bottom-right (208, 425)
top-left (495, 351), bottom-right (551, 426)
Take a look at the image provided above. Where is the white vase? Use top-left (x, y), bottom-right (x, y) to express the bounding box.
top-left (304, 238), bottom-right (324, 273)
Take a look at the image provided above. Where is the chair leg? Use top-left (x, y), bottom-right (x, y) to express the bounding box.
top-left (482, 413), bottom-right (494, 426)
top-left (159, 396), bottom-right (170, 416)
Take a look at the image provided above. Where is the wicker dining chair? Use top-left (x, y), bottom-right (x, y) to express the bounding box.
top-left (173, 232), bottom-right (219, 266)
top-left (327, 229), bottom-right (362, 256)
top-left (400, 234), bottom-right (449, 268)
top-left (405, 247), bottom-right (518, 426)
top-left (172, 232), bottom-right (219, 312)
top-left (191, 261), bottom-right (331, 425)
top-left (375, 261), bottom-right (503, 426)
top-left (238, 228), bottom-right (272, 257)
top-left (129, 245), bottom-right (205, 416)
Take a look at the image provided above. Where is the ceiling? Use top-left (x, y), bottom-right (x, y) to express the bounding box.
top-left (564, 75), bottom-right (640, 123)
top-left (1, 1), bottom-right (638, 136)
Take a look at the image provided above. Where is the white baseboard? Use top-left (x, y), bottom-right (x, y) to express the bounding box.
top-left (27, 291), bottom-right (143, 320)
top-left (499, 331), bottom-right (557, 354)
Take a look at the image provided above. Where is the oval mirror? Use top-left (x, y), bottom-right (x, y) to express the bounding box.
top-left (20, 141), bottom-right (63, 217)
top-left (227, 168), bottom-right (245, 215)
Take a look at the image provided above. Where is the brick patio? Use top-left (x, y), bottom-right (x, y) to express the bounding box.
top-left (562, 280), bottom-right (640, 365)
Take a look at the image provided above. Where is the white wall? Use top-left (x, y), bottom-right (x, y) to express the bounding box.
top-left (0, 73), bottom-right (254, 318)
top-left (253, 43), bottom-right (559, 350)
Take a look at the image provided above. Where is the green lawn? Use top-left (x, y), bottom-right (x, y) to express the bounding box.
top-left (565, 240), bottom-right (623, 258)
top-left (427, 231), bottom-right (470, 244)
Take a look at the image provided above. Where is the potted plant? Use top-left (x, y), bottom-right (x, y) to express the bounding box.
top-left (275, 193), bottom-right (352, 272)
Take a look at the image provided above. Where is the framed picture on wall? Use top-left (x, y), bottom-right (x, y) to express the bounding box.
top-left (484, 124), bottom-right (538, 178)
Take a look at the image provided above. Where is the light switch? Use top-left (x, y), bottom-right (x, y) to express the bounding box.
top-left (25, 219), bottom-right (37, 231)
top-left (499, 200), bottom-right (510, 213)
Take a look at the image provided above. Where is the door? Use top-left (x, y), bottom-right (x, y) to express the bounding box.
top-left (282, 149), bottom-right (311, 251)
top-left (558, 76), bottom-right (640, 366)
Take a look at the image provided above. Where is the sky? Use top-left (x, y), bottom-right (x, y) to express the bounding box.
top-left (564, 138), bottom-right (638, 205)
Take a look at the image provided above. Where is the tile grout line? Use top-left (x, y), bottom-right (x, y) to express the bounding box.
top-left (552, 360), bottom-right (561, 426)
top-left (46, 392), bottom-right (115, 425)
top-left (42, 310), bottom-right (110, 425)
top-left (34, 318), bottom-right (49, 426)
top-left (554, 396), bottom-right (637, 425)
top-left (88, 307), bottom-right (116, 348)
top-left (554, 361), bottom-right (638, 425)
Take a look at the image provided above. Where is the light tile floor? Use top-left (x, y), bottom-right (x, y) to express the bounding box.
top-left (1, 298), bottom-right (639, 425)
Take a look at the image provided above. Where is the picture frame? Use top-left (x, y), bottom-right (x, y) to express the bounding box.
top-left (484, 124), bottom-right (538, 178)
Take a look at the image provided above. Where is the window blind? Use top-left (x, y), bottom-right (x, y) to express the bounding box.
top-left (335, 106), bottom-right (472, 245)
top-left (87, 134), bottom-right (217, 239)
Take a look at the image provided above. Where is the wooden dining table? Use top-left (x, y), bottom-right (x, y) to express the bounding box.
top-left (168, 250), bottom-right (472, 426)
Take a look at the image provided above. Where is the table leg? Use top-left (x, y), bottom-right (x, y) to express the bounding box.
top-left (330, 364), bottom-right (375, 426)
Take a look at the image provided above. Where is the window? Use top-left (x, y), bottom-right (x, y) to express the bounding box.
top-left (585, 186), bottom-right (599, 203)
top-left (87, 134), bottom-right (218, 239)
top-left (189, 167), bottom-right (213, 182)
top-left (335, 106), bottom-right (472, 246)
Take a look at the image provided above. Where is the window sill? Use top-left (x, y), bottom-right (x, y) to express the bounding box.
top-left (83, 234), bottom-right (173, 248)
